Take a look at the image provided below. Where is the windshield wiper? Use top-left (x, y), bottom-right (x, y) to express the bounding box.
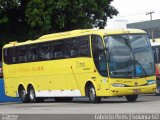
top-left (112, 71), bottom-right (132, 75)
top-left (111, 71), bottom-right (133, 78)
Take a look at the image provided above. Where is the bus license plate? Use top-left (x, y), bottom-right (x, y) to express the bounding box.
top-left (133, 89), bottom-right (141, 93)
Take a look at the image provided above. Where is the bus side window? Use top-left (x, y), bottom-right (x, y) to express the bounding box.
top-left (77, 36), bottom-right (90, 57)
top-left (4, 47), bottom-right (17, 64)
top-left (4, 48), bottom-right (9, 64)
top-left (52, 41), bottom-right (64, 59)
top-left (65, 39), bottom-right (78, 58)
top-left (70, 46), bottom-right (77, 57)
top-left (17, 46), bottom-right (28, 63)
top-left (39, 43), bottom-right (51, 60)
top-left (29, 45), bottom-right (39, 62)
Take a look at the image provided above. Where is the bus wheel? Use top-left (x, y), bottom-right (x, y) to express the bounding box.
top-left (88, 85), bottom-right (101, 103)
top-left (18, 87), bottom-right (29, 103)
top-left (54, 97), bottom-right (73, 102)
top-left (125, 94), bottom-right (138, 102)
top-left (28, 86), bottom-right (37, 103)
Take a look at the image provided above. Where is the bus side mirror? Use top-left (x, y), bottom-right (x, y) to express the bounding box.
top-left (152, 48), bottom-right (157, 63)
top-left (147, 33), bottom-right (152, 39)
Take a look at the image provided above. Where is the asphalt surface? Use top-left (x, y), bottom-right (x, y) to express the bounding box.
top-left (1, 95), bottom-right (160, 120)
top-left (0, 94), bottom-right (160, 114)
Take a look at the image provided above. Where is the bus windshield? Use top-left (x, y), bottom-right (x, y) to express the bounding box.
top-left (104, 34), bottom-right (155, 78)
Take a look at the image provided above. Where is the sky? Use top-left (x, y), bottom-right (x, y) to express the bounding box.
top-left (107, 0), bottom-right (160, 27)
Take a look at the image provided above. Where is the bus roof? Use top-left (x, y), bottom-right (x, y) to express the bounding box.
top-left (150, 38), bottom-right (160, 46)
top-left (3, 28), bottom-right (146, 48)
top-left (39, 28), bottom-right (145, 40)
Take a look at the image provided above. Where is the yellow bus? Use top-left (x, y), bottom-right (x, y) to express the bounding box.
top-left (2, 29), bottom-right (156, 103)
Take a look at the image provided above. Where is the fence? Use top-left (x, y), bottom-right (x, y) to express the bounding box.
top-left (0, 78), bottom-right (21, 102)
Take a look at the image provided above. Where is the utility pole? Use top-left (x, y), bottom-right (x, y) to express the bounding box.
top-left (146, 11), bottom-right (155, 42)
top-left (146, 11), bottom-right (154, 20)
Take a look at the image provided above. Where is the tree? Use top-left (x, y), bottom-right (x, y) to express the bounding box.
top-left (0, 0), bottom-right (118, 46)
top-left (26, 0), bottom-right (118, 32)
top-left (0, 0), bottom-right (28, 47)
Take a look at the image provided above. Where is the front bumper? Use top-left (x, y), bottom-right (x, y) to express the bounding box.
top-left (109, 84), bottom-right (156, 96)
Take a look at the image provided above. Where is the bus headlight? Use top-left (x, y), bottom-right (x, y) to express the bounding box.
top-left (147, 80), bottom-right (156, 85)
top-left (112, 83), bottom-right (125, 87)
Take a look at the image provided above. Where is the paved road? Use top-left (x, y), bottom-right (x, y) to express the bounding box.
top-left (0, 94), bottom-right (160, 114)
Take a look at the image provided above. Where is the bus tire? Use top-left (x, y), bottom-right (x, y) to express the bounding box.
top-left (18, 86), bottom-right (29, 103)
top-left (88, 84), bottom-right (101, 103)
top-left (28, 86), bottom-right (37, 103)
top-left (125, 94), bottom-right (138, 102)
top-left (54, 97), bottom-right (73, 102)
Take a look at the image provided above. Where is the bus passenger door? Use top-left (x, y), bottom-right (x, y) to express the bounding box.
top-left (91, 35), bottom-right (110, 96)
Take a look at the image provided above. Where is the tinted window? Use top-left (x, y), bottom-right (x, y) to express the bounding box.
top-left (77, 36), bottom-right (90, 57)
top-left (65, 39), bottom-right (77, 58)
top-left (17, 46), bottom-right (28, 63)
top-left (91, 35), bottom-right (107, 77)
top-left (29, 45), bottom-right (39, 62)
top-left (3, 35), bottom-right (91, 64)
top-left (52, 41), bottom-right (64, 59)
top-left (39, 43), bottom-right (51, 60)
top-left (4, 47), bottom-right (17, 64)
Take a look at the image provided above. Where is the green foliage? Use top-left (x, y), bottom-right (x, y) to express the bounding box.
top-left (0, 0), bottom-right (118, 46)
